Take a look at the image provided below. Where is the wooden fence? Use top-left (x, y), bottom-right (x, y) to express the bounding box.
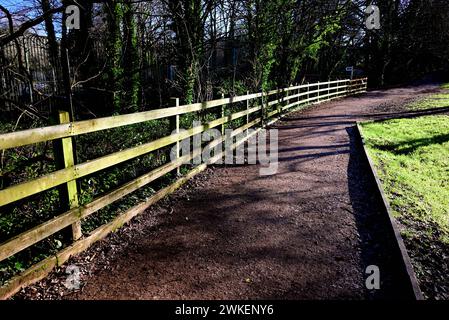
top-left (0, 77), bottom-right (367, 299)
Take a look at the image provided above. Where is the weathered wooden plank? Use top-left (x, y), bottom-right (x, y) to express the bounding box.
top-left (0, 101), bottom-right (264, 207)
top-left (0, 123), bottom-right (199, 206)
top-left (0, 123), bottom-right (71, 151)
top-left (282, 85), bottom-right (355, 111)
top-left (0, 101), bottom-right (268, 207)
top-left (0, 168), bottom-right (77, 207)
top-left (206, 117), bottom-right (262, 153)
top-left (0, 95), bottom-right (260, 151)
top-left (279, 79), bottom-right (347, 93)
top-left (209, 123), bottom-right (262, 165)
top-left (267, 108), bottom-right (280, 118)
top-left (284, 86), bottom-right (339, 101)
top-left (230, 105), bottom-right (261, 120)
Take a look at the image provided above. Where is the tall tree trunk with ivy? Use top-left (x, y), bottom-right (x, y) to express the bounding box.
top-left (245, 0), bottom-right (281, 92)
top-left (122, 0), bottom-right (140, 112)
top-left (168, 0), bottom-right (205, 104)
top-left (105, 0), bottom-right (124, 113)
top-left (271, 0), bottom-right (295, 87)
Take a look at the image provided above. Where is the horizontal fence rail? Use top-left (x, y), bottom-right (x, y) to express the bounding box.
top-left (0, 77), bottom-right (367, 299)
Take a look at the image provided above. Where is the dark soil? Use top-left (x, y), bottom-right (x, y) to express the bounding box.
top-left (12, 84), bottom-right (445, 300)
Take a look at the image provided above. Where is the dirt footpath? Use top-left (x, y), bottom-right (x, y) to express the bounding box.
top-left (16, 84), bottom-right (442, 300)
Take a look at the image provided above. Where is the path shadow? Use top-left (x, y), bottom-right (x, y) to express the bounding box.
top-left (370, 106), bottom-right (449, 121)
top-left (278, 143), bottom-right (350, 153)
top-left (346, 126), bottom-right (416, 300)
top-left (283, 106), bottom-right (449, 123)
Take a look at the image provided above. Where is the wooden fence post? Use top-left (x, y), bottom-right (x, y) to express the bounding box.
top-left (221, 93), bottom-right (225, 136)
top-left (296, 83), bottom-right (299, 106)
top-left (260, 90), bottom-right (265, 126)
top-left (317, 81), bottom-right (320, 103)
top-left (58, 111), bottom-right (82, 241)
top-left (307, 82), bottom-right (310, 104)
top-left (336, 79), bottom-right (339, 97)
top-left (265, 90), bottom-right (269, 124)
top-left (170, 98), bottom-right (180, 175)
top-left (246, 91), bottom-right (250, 138)
top-left (328, 79), bottom-right (331, 101)
top-left (277, 88), bottom-right (281, 117)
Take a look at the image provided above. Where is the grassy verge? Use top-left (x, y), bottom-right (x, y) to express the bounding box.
top-left (407, 82), bottom-right (449, 111)
top-left (360, 115), bottom-right (449, 299)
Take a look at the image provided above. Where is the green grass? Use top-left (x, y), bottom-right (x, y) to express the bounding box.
top-left (406, 83), bottom-right (449, 111)
top-left (360, 116), bottom-right (449, 243)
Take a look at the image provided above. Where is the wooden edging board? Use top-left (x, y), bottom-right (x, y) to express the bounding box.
top-left (355, 122), bottom-right (424, 300)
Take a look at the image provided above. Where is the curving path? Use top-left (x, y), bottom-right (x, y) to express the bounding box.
top-left (18, 84), bottom-right (443, 300)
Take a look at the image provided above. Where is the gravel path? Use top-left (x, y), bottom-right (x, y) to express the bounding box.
top-left (15, 84), bottom-right (443, 300)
